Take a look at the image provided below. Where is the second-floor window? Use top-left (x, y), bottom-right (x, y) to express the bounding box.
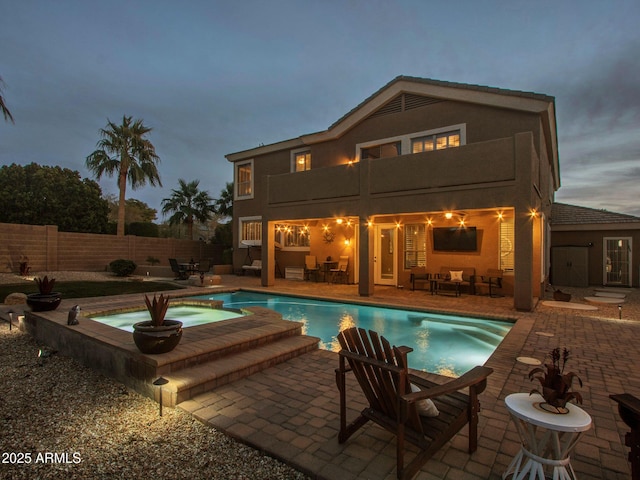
top-left (294, 151), bottom-right (311, 172)
top-left (236, 160), bottom-right (253, 199)
top-left (412, 130), bottom-right (460, 153)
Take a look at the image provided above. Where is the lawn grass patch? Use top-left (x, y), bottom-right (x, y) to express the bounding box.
top-left (0, 281), bottom-right (185, 300)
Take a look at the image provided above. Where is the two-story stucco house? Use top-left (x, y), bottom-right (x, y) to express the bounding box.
top-left (226, 76), bottom-right (559, 311)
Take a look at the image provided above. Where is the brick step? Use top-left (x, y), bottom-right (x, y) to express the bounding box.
top-left (141, 310), bottom-right (306, 376)
top-left (162, 335), bottom-right (320, 406)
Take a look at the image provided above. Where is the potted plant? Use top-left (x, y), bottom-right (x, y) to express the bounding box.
top-left (26, 276), bottom-right (62, 312)
top-left (528, 347), bottom-right (583, 413)
top-left (132, 294), bottom-right (183, 354)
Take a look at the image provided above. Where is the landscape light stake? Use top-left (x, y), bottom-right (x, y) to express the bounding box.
top-left (619, 304), bottom-right (622, 320)
top-left (153, 377), bottom-right (169, 416)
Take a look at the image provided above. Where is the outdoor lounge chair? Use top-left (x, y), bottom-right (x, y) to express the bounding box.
top-left (242, 259), bottom-right (262, 276)
top-left (336, 327), bottom-right (493, 480)
top-left (169, 258), bottom-right (189, 280)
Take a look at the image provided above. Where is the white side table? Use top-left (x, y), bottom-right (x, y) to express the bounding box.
top-left (503, 392), bottom-right (592, 480)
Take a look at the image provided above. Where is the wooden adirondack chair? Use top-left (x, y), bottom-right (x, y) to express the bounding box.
top-left (336, 327), bottom-right (493, 480)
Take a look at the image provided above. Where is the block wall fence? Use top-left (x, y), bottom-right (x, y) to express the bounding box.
top-left (0, 222), bottom-right (222, 273)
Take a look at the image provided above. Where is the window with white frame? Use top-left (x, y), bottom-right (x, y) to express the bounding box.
top-left (355, 124), bottom-right (465, 162)
top-left (500, 217), bottom-right (514, 272)
top-left (404, 224), bottom-right (426, 268)
top-left (235, 160), bottom-right (254, 199)
top-left (275, 224), bottom-right (310, 248)
top-left (292, 150), bottom-right (311, 172)
top-left (412, 130), bottom-right (460, 153)
top-left (239, 216), bottom-right (262, 244)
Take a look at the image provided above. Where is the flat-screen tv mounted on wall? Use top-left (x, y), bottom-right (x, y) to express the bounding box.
top-left (432, 227), bottom-right (477, 252)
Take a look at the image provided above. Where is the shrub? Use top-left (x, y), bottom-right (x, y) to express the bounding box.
top-left (109, 259), bottom-right (137, 277)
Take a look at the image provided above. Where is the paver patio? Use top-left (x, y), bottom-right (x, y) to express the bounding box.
top-left (177, 276), bottom-right (638, 479)
top-left (3, 273), bottom-right (637, 478)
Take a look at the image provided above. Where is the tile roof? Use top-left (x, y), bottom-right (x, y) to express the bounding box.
top-left (551, 202), bottom-right (640, 225)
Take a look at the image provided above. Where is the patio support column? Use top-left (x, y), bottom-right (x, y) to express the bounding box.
top-left (358, 219), bottom-right (374, 297)
top-left (261, 219), bottom-right (275, 287)
top-left (512, 132), bottom-right (539, 311)
top-left (514, 208), bottom-right (534, 311)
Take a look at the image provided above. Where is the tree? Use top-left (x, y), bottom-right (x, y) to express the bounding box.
top-left (214, 182), bottom-right (233, 219)
top-left (0, 163), bottom-right (109, 232)
top-left (104, 194), bottom-right (157, 223)
top-left (0, 76), bottom-right (14, 123)
top-left (86, 116), bottom-right (161, 236)
top-left (161, 179), bottom-right (215, 240)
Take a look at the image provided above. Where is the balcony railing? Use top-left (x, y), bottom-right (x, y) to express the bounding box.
top-left (267, 137), bottom-right (517, 206)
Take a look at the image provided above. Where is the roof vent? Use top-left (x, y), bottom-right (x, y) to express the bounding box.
top-left (370, 93), bottom-right (443, 118)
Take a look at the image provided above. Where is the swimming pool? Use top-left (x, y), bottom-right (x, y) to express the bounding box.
top-left (190, 291), bottom-right (512, 375)
top-left (91, 305), bottom-right (245, 332)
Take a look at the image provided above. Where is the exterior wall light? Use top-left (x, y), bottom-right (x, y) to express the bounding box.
top-left (445, 212), bottom-right (453, 219)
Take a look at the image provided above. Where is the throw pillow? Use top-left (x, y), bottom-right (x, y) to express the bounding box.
top-left (410, 383), bottom-right (440, 417)
top-left (450, 270), bottom-right (464, 282)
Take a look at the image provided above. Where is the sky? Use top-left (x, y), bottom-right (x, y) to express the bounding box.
top-left (1, 0), bottom-right (639, 218)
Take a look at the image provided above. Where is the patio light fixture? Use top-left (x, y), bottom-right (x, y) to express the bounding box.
top-left (153, 377), bottom-right (169, 417)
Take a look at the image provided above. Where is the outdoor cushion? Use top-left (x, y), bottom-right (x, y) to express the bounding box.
top-left (410, 383), bottom-right (440, 417)
top-left (450, 270), bottom-right (464, 282)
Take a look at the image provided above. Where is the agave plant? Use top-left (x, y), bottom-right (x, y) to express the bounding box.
top-left (529, 347), bottom-right (583, 409)
top-left (144, 293), bottom-right (170, 327)
top-left (34, 276), bottom-right (56, 295)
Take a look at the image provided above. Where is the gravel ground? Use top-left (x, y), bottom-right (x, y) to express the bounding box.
top-left (0, 322), bottom-right (310, 480)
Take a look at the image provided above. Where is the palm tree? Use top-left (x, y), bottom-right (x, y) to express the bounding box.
top-left (214, 182), bottom-right (233, 219)
top-left (86, 116), bottom-right (161, 236)
top-left (0, 76), bottom-right (15, 123)
top-left (161, 179), bottom-right (215, 239)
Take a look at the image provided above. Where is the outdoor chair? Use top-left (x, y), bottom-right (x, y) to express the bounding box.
top-left (336, 327), bottom-right (493, 480)
top-left (197, 259), bottom-right (211, 276)
top-left (409, 267), bottom-right (430, 291)
top-left (169, 258), bottom-right (189, 280)
top-left (475, 269), bottom-right (503, 297)
top-left (329, 256), bottom-right (349, 283)
top-left (304, 255), bottom-right (320, 281)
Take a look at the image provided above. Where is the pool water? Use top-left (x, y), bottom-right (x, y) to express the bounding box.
top-left (190, 291), bottom-right (512, 376)
top-left (91, 305), bottom-right (245, 332)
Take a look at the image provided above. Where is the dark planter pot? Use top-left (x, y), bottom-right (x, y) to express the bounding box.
top-left (26, 292), bottom-right (62, 312)
top-left (132, 320), bottom-right (183, 354)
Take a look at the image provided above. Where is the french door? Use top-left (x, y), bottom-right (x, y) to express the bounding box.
top-left (374, 225), bottom-right (397, 286)
top-left (604, 237), bottom-right (632, 286)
